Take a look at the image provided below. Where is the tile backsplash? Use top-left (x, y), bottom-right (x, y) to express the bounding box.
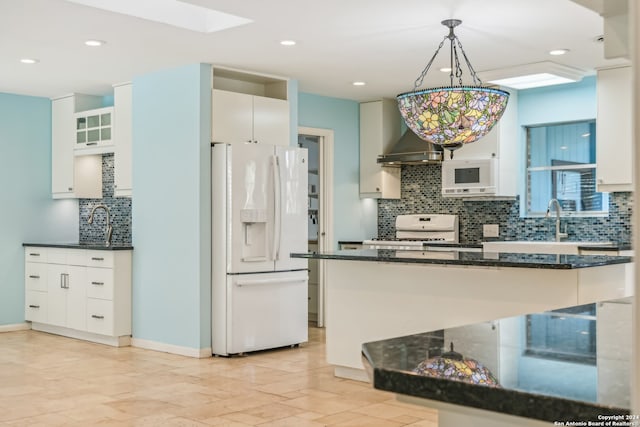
top-left (378, 164), bottom-right (632, 244)
top-left (79, 154), bottom-right (132, 244)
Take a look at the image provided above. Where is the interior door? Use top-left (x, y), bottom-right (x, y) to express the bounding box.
top-left (274, 146), bottom-right (308, 271)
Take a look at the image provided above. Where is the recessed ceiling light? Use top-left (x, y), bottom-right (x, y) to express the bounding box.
top-left (20, 58), bottom-right (39, 64)
top-left (440, 67), bottom-right (452, 73)
top-left (352, 81), bottom-right (366, 86)
top-left (549, 49), bottom-right (569, 56)
top-left (85, 40), bottom-right (105, 47)
top-left (280, 40), bottom-right (296, 46)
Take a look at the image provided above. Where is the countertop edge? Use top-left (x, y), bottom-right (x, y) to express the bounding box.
top-left (23, 243), bottom-right (134, 251)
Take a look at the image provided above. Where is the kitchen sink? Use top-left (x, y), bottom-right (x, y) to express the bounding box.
top-left (483, 240), bottom-right (612, 255)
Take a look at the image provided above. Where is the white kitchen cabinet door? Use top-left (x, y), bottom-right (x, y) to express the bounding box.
top-left (46, 264), bottom-right (86, 330)
top-left (253, 95), bottom-right (290, 145)
top-left (212, 89), bottom-right (290, 146)
top-left (51, 94), bottom-right (103, 199)
top-left (47, 264), bottom-right (68, 327)
top-left (51, 96), bottom-right (76, 197)
top-left (212, 89), bottom-right (253, 144)
top-left (596, 66), bottom-right (632, 192)
top-left (359, 100), bottom-right (401, 199)
top-left (113, 83), bottom-right (132, 197)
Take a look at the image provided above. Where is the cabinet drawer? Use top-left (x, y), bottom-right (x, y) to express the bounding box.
top-left (86, 268), bottom-right (114, 300)
top-left (25, 263), bottom-right (47, 291)
top-left (25, 247), bottom-right (47, 263)
top-left (25, 291), bottom-right (47, 323)
top-left (86, 298), bottom-right (114, 336)
top-left (86, 251), bottom-right (114, 268)
top-left (47, 248), bottom-right (68, 265)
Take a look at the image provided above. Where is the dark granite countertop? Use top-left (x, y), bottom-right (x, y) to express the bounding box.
top-left (24, 242), bottom-right (133, 251)
top-left (362, 296), bottom-right (632, 422)
top-left (291, 248), bottom-right (632, 269)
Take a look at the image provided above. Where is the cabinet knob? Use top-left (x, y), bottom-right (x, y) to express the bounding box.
top-left (68, 187), bottom-right (73, 191)
top-left (376, 187), bottom-right (380, 191)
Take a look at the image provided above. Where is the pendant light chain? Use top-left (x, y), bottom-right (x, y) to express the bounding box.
top-left (455, 37), bottom-right (483, 86)
top-left (413, 36), bottom-right (447, 90)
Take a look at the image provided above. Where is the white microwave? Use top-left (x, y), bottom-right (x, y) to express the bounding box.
top-left (441, 158), bottom-right (498, 197)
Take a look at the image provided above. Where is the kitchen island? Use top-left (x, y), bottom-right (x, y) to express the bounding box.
top-left (362, 296), bottom-right (632, 427)
top-left (291, 248), bottom-right (633, 381)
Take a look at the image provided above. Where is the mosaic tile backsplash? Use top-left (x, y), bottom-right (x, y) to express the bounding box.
top-left (79, 154), bottom-right (132, 244)
top-left (378, 164), bottom-right (632, 245)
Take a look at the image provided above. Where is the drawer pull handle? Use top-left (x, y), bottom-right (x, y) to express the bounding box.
top-left (29, 253), bottom-right (40, 256)
top-left (91, 257), bottom-right (105, 261)
top-left (91, 281), bottom-right (104, 286)
top-left (29, 275), bottom-right (40, 279)
top-left (91, 315), bottom-right (104, 319)
top-left (86, 142), bottom-right (98, 146)
top-left (28, 305), bottom-right (40, 309)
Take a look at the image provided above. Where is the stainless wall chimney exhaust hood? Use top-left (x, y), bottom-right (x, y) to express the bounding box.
top-left (377, 130), bottom-right (443, 166)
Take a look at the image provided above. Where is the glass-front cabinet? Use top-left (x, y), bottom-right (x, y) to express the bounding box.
top-left (74, 106), bottom-right (114, 154)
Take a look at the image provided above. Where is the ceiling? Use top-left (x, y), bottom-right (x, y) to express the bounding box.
top-left (0, 0), bottom-right (630, 102)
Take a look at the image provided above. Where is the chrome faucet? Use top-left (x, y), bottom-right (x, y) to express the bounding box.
top-left (545, 198), bottom-right (568, 242)
top-left (88, 204), bottom-right (113, 246)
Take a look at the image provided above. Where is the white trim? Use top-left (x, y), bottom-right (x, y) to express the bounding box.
top-left (528, 164), bottom-right (596, 172)
top-left (298, 126), bottom-right (334, 328)
top-left (0, 323), bottom-right (31, 333)
top-left (131, 337), bottom-right (212, 358)
top-left (31, 322), bottom-right (131, 347)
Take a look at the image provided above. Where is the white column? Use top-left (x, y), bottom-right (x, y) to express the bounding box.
top-left (632, 0), bottom-right (640, 415)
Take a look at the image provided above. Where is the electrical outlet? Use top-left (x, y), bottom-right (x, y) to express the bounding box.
top-left (483, 224), bottom-right (499, 238)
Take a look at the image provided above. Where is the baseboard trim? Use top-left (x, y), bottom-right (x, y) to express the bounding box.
top-left (0, 322), bottom-right (31, 333)
top-left (131, 338), bottom-right (212, 358)
top-left (31, 323), bottom-right (130, 347)
top-left (334, 366), bottom-right (370, 382)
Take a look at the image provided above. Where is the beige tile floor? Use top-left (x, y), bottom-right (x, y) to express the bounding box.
top-left (0, 326), bottom-right (438, 426)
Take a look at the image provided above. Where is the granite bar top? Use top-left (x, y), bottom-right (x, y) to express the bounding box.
top-left (362, 297), bottom-right (632, 422)
top-left (291, 249), bottom-right (632, 269)
top-left (24, 242), bottom-right (133, 251)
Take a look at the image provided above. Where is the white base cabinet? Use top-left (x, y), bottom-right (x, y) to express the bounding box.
top-left (24, 246), bottom-right (132, 347)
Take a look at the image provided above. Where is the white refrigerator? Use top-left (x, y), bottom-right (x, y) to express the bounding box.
top-left (211, 143), bottom-right (309, 356)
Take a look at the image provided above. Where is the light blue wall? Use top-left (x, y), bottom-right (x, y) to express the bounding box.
top-left (0, 93), bottom-right (79, 326)
top-left (132, 63), bottom-right (211, 350)
top-left (298, 93), bottom-right (377, 246)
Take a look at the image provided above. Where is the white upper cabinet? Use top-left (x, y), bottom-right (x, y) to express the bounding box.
top-left (596, 66), bottom-right (632, 192)
top-left (113, 82), bottom-right (133, 197)
top-left (450, 89), bottom-right (518, 198)
top-left (51, 94), bottom-right (103, 199)
top-left (74, 106), bottom-right (114, 155)
top-left (211, 67), bottom-right (290, 146)
top-left (359, 99), bottom-right (401, 199)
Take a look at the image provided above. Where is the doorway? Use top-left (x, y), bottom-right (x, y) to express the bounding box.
top-left (298, 127), bottom-right (334, 327)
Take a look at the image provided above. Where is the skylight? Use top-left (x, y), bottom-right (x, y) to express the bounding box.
top-left (65, 0), bottom-right (252, 33)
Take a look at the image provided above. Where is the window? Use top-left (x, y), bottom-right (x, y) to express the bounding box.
top-left (525, 304), bottom-right (596, 365)
top-left (525, 120), bottom-right (608, 216)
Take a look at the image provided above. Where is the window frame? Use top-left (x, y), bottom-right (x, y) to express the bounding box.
top-left (524, 120), bottom-right (608, 218)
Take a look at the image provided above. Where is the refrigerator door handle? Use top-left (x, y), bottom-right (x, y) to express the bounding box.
top-left (272, 155), bottom-right (282, 260)
top-left (236, 277), bottom-right (308, 287)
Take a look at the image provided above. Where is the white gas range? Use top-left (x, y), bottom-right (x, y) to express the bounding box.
top-left (363, 214), bottom-right (460, 250)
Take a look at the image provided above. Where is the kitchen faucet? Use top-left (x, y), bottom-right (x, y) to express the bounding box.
top-left (545, 198), bottom-right (568, 242)
top-left (88, 204), bottom-right (113, 246)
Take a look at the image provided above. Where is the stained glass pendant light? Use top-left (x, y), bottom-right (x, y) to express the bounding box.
top-left (397, 19), bottom-right (509, 159)
top-left (413, 342), bottom-right (500, 387)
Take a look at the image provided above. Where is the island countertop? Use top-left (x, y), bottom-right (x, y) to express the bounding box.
top-left (362, 296), bottom-right (632, 423)
top-left (291, 248), bottom-right (632, 269)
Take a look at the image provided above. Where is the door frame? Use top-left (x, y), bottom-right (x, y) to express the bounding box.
top-left (298, 126), bottom-right (334, 327)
